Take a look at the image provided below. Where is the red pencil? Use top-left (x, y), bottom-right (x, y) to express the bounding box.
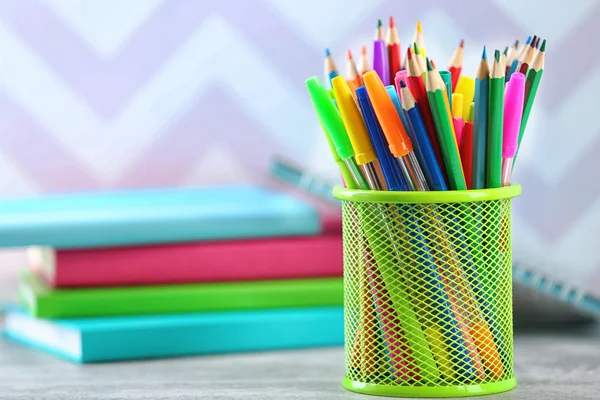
top-left (460, 105), bottom-right (475, 190)
top-left (407, 48), bottom-right (447, 179)
top-left (448, 39), bottom-right (464, 91)
top-left (387, 16), bottom-right (401, 80)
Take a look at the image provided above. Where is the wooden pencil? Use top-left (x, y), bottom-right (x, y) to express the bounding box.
top-left (486, 50), bottom-right (505, 189)
top-left (448, 39), bottom-right (464, 91)
top-left (471, 46), bottom-right (490, 190)
top-left (387, 16), bottom-right (402, 80)
top-left (514, 39), bottom-right (545, 165)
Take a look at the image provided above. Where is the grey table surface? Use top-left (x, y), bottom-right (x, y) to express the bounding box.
top-left (1, 323), bottom-right (600, 400)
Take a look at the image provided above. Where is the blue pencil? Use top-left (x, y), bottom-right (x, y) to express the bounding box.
top-left (385, 85), bottom-right (412, 137)
top-left (398, 81), bottom-right (448, 191)
top-left (471, 47), bottom-right (490, 189)
top-left (507, 36), bottom-right (530, 82)
top-left (325, 48), bottom-right (339, 88)
top-left (356, 86), bottom-right (409, 191)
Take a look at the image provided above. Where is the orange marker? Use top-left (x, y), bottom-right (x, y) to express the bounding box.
top-left (363, 70), bottom-right (429, 191)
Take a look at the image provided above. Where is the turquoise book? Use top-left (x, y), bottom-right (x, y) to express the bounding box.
top-left (1, 306), bottom-right (344, 363)
top-left (0, 185), bottom-right (321, 249)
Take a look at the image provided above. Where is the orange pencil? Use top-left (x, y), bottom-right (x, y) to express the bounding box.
top-left (448, 39), bottom-right (464, 90)
top-left (345, 49), bottom-right (362, 97)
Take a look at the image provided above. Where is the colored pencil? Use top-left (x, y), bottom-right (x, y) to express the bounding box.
top-left (448, 39), bottom-right (464, 91)
top-left (413, 21), bottom-right (425, 57)
top-left (400, 81), bottom-right (448, 191)
top-left (516, 35), bottom-right (536, 73)
top-left (359, 45), bottom-right (371, 75)
top-left (460, 103), bottom-right (475, 190)
top-left (387, 16), bottom-right (402, 81)
top-left (514, 39), bottom-right (545, 166)
top-left (486, 50), bottom-right (505, 189)
top-left (505, 40), bottom-right (519, 80)
top-left (406, 48), bottom-right (447, 180)
top-left (346, 49), bottom-right (363, 91)
top-left (324, 48), bottom-right (339, 88)
top-left (471, 46), bottom-right (490, 190)
top-left (425, 60), bottom-right (466, 190)
top-left (413, 42), bottom-right (427, 73)
top-left (374, 19), bottom-right (385, 41)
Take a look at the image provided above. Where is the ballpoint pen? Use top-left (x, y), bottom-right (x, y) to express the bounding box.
top-left (373, 39), bottom-right (390, 86)
top-left (332, 76), bottom-right (384, 190)
top-left (305, 76), bottom-right (369, 190)
top-left (399, 81), bottom-right (448, 191)
top-left (363, 71), bottom-right (428, 191)
top-left (356, 87), bottom-right (409, 191)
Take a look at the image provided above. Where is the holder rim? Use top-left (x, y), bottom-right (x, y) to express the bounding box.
top-left (333, 184), bottom-right (522, 204)
top-left (342, 377), bottom-right (517, 398)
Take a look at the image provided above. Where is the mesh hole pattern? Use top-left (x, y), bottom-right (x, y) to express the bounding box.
top-left (342, 198), bottom-right (514, 388)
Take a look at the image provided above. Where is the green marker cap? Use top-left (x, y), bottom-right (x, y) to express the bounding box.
top-left (305, 76), bottom-right (354, 161)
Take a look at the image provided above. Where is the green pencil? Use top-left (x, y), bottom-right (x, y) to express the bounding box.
top-left (425, 59), bottom-right (466, 190)
top-left (514, 39), bottom-right (545, 166)
top-left (486, 50), bottom-right (505, 189)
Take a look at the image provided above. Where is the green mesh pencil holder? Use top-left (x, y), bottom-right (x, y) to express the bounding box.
top-left (334, 185), bottom-right (522, 398)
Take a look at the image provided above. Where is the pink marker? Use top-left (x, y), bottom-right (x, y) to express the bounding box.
top-left (453, 116), bottom-right (465, 148)
top-left (501, 72), bottom-right (526, 186)
top-left (395, 70), bottom-right (409, 98)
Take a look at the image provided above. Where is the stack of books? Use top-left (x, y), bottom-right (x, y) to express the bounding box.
top-left (1, 185), bottom-right (344, 363)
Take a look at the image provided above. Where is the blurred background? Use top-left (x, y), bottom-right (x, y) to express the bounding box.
top-left (0, 0), bottom-right (599, 312)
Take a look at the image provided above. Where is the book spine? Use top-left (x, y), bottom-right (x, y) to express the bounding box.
top-left (47, 236), bottom-right (343, 288)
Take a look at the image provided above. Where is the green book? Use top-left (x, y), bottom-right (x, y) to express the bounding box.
top-left (18, 270), bottom-right (343, 319)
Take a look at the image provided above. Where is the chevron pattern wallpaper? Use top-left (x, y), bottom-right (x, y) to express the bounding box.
top-left (0, 0), bottom-right (599, 299)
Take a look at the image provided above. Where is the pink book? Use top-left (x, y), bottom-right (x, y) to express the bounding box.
top-left (28, 231), bottom-right (343, 288)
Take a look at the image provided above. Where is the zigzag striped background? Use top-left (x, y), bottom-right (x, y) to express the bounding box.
top-left (1, 0), bottom-right (599, 299)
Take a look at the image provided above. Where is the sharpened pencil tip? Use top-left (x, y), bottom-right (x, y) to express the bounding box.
top-left (389, 16), bottom-right (395, 28)
top-left (400, 80), bottom-right (407, 89)
top-left (535, 37), bottom-right (541, 49)
top-left (482, 46), bottom-right (487, 60)
top-left (416, 21), bottom-right (422, 33)
top-left (513, 39), bottom-right (519, 48)
top-left (361, 45), bottom-right (367, 55)
top-left (540, 39), bottom-right (546, 52)
top-left (430, 59), bottom-right (437, 69)
top-left (377, 19), bottom-right (382, 28)
top-left (503, 46), bottom-right (509, 55)
top-left (525, 35), bottom-right (532, 45)
top-left (347, 49), bottom-right (353, 60)
top-left (325, 48), bottom-right (331, 57)
top-left (413, 42), bottom-right (420, 54)
top-left (494, 49), bottom-right (500, 62)
top-left (407, 47), bottom-right (413, 59)
top-left (530, 35), bottom-right (537, 48)
top-left (426, 57), bottom-right (433, 71)
top-left (459, 39), bottom-right (465, 48)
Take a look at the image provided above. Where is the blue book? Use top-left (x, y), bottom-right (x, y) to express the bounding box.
top-left (512, 263), bottom-right (600, 321)
top-left (1, 306), bottom-right (344, 363)
top-left (0, 185), bottom-right (320, 249)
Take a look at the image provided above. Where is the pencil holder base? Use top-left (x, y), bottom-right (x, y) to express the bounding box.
top-left (342, 377), bottom-right (517, 398)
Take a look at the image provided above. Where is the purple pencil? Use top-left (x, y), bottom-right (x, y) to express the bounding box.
top-left (373, 40), bottom-right (390, 85)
